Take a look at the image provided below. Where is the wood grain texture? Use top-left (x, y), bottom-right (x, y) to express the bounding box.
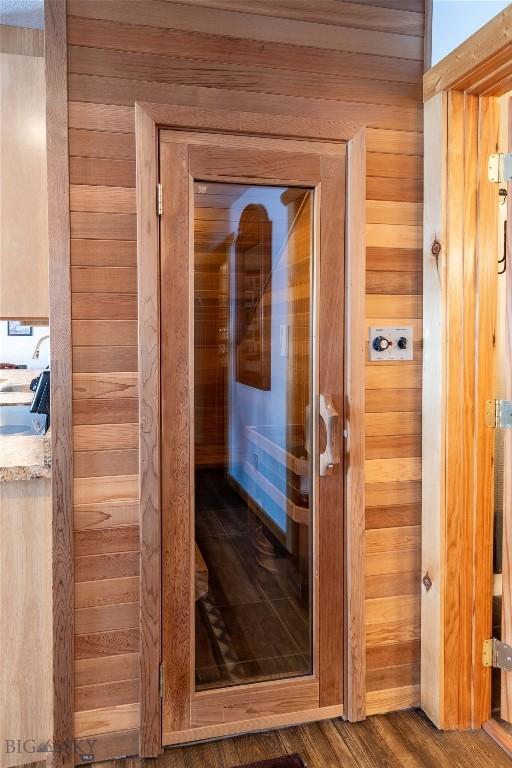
top-left (318, 152), bottom-right (346, 708)
top-left (421, 85), bottom-right (501, 729)
top-left (67, 44), bottom-right (421, 108)
top-left (0, 24), bottom-right (44, 55)
top-left (46, 2), bottom-right (75, 766)
top-left (74, 704), bottom-right (140, 738)
top-left (155, 709), bottom-right (512, 766)
top-left (66, 17), bottom-right (422, 84)
top-left (1, 480), bottom-right (52, 768)
top-left (501, 94), bottom-right (512, 725)
top-left (65, 0), bottom-right (425, 750)
top-left (167, 0), bottom-right (425, 35)
top-left (75, 654), bottom-right (139, 686)
top-left (344, 130), bottom-right (366, 721)
top-left (135, 102), bottom-right (162, 757)
top-left (472, 95), bottom-right (500, 728)
top-left (1, 44), bottom-right (49, 320)
top-left (67, 0), bottom-right (423, 60)
top-left (160, 139), bottom-right (191, 737)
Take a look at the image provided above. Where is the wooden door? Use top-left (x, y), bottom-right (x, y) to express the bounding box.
top-left (159, 130), bottom-right (345, 745)
top-left (501, 97), bottom-right (512, 723)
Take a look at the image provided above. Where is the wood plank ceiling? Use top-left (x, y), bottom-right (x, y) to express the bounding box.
top-left (67, 0), bottom-right (425, 751)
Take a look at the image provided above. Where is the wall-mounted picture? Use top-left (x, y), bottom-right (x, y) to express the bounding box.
top-left (7, 320), bottom-right (33, 336)
top-left (235, 204), bottom-right (272, 390)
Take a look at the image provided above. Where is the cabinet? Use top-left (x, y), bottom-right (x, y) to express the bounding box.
top-left (1, 27), bottom-right (48, 322)
top-left (0, 478), bottom-right (52, 767)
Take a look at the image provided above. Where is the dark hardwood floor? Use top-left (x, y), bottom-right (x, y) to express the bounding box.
top-left (195, 468), bottom-right (311, 690)
top-left (102, 710), bottom-right (511, 767)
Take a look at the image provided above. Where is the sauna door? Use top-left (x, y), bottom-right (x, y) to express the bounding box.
top-left (159, 131), bottom-right (345, 743)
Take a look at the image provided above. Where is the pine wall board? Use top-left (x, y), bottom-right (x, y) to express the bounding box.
top-left (67, 0), bottom-right (424, 746)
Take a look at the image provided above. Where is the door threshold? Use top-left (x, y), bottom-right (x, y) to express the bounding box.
top-left (163, 704), bottom-right (344, 746)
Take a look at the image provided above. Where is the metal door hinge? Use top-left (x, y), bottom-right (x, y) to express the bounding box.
top-left (159, 662), bottom-right (165, 698)
top-left (483, 639), bottom-right (512, 671)
top-left (488, 153), bottom-right (512, 183)
top-left (157, 183), bottom-right (163, 216)
top-left (486, 399), bottom-right (512, 429)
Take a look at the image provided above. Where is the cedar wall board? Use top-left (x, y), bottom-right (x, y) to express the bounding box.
top-left (67, 0), bottom-right (424, 746)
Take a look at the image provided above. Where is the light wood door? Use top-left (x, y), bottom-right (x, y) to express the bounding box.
top-left (501, 97), bottom-right (512, 723)
top-left (159, 131), bottom-right (345, 744)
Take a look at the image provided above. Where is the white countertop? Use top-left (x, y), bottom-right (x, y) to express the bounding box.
top-left (0, 369), bottom-right (51, 482)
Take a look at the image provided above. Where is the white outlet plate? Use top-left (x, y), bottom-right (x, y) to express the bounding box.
top-left (369, 326), bottom-right (414, 362)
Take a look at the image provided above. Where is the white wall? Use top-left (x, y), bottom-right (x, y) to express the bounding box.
top-left (0, 322), bottom-right (49, 369)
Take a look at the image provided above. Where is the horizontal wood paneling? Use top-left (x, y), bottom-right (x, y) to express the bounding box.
top-left (67, 0), bottom-right (424, 739)
top-left (75, 602), bottom-right (139, 635)
top-left (71, 239), bottom-right (137, 267)
top-left (73, 425), bottom-right (139, 452)
top-left (72, 294), bottom-right (137, 321)
top-left (69, 128), bottom-right (135, 160)
top-left (73, 398), bottom-right (139, 424)
top-left (75, 654), bottom-right (140, 686)
top-left (73, 500), bottom-right (139, 530)
top-left (74, 703), bottom-right (140, 737)
top-left (75, 576), bottom-right (140, 608)
top-left (73, 373), bottom-right (138, 399)
top-left (67, 44), bottom-right (421, 108)
top-left (166, 0), bottom-right (424, 35)
top-left (366, 570), bottom-right (420, 599)
top-left (75, 678), bottom-right (140, 712)
top-left (74, 474), bottom-right (138, 506)
top-left (70, 157), bottom-right (136, 187)
top-left (366, 481), bottom-right (421, 508)
top-left (366, 503), bottom-right (421, 530)
top-left (69, 74), bottom-right (422, 131)
top-left (75, 630), bottom-right (140, 660)
top-left (74, 525), bottom-right (140, 556)
top-left (75, 551), bottom-right (140, 584)
top-left (67, 0), bottom-right (423, 60)
top-left (70, 212), bottom-right (136, 240)
top-left (70, 185), bottom-right (136, 213)
top-left (67, 18), bottom-right (422, 83)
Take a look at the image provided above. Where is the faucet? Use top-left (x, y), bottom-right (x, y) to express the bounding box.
top-left (32, 335), bottom-right (50, 360)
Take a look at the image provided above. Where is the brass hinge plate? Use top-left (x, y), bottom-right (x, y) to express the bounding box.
top-left (157, 183), bottom-right (163, 216)
top-left (488, 153), bottom-right (512, 183)
top-left (486, 399), bottom-right (512, 429)
top-left (483, 639), bottom-right (512, 670)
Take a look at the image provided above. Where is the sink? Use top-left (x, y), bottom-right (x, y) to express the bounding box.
top-left (0, 405), bottom-right (46, 436)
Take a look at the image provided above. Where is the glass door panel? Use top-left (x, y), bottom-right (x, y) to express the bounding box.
top-left (192, 181), bottom-right (314, 691)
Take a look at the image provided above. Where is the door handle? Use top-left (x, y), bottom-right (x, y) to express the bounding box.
top-left (319, 394), bottom-right (341, 476)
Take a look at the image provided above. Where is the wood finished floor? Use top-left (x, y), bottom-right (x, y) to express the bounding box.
top-left (102, 710), bottom-right (511, 767)
top-left (195, 468), bottom-right (311, 690)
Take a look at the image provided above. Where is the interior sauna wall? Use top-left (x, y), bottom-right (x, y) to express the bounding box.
top-left (68, 0), bottom-right (424, 750)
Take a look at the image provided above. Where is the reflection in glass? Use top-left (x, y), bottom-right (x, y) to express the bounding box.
top-left (193, 181), bottom-right (313, 690)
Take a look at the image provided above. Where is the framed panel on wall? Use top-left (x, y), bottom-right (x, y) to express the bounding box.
top-left (235, 203), bottom-right (272, 390)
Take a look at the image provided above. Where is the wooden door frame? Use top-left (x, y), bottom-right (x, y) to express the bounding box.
top-left (136, 101), bottom-right (366, 757)
top-left (422, 8), bottom-right (512, 731)
top-left (159, 133), bottom-right (344, 745)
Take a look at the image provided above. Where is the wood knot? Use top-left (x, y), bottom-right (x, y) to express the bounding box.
top-left (423, 572), bottom-right (433, 592)
top-left (431, 240), bottom-right (441, 257)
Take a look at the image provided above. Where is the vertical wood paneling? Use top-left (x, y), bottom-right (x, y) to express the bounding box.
top-left (66, 0), bottom-right (424, 750)
top-left (46, 2), bottom-right (75, 767)
top-left (136, 103), bottom-right (161, 757)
